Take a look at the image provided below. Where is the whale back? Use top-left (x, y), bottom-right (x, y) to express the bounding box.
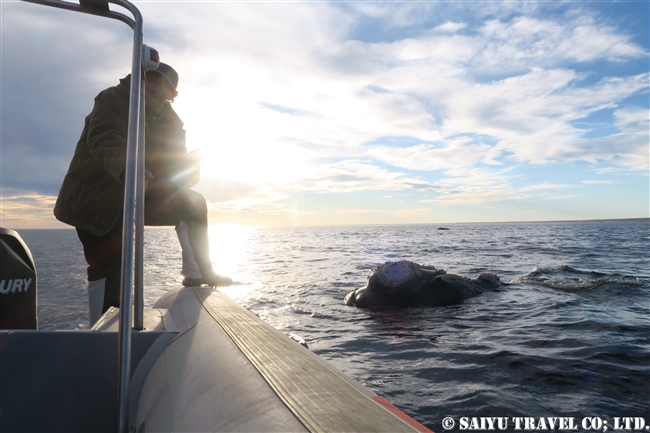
top-left (471, 272), bottom-right (504, 290)
top-left (433, 274), bottom-right (483, 300)
top-left (393, 274), bottom-right (483, 308)
top-left (350, 261), bottom-right (439, 308)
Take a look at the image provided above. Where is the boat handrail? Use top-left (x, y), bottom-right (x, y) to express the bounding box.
top-left (19, 1), bottom-right (145, 432)
top-left (22, 0), bottom-right (135, 27)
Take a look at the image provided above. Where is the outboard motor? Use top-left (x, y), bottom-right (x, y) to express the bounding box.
top-left (0, 228), bottom-right (37, 329)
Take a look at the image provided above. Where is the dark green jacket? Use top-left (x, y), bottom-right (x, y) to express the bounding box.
top-left (54, 75), bottom-right (193, 236)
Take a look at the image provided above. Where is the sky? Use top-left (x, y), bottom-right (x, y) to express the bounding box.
top-left (1, 0), bottom-right (648, 228)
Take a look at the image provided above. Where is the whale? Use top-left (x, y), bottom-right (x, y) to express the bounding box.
top-left (344, 260), bottom-right (505, 309)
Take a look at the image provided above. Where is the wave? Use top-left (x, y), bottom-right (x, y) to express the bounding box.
top-left (518, 265), bottom-right (644, 292)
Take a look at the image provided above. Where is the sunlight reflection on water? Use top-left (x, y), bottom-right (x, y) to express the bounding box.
top-left (207, 225), bottom-right (265, 305)
top-left (23, 221), bottom-right (650, 431)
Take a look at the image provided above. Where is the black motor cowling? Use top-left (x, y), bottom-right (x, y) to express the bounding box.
top-left (1, 228), bottom-right (37, 329)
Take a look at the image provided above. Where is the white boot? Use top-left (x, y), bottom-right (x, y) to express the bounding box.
top-left (88, 278), bottom-right (106, 327)
top-left (175, 221), bottom-right (201, 279)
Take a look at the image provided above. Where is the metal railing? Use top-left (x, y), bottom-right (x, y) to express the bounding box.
top-left (21, 1), bottom-right (146, 431)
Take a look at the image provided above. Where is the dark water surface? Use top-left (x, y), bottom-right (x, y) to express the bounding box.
top-left (20, 220), bottom-right (650, 431)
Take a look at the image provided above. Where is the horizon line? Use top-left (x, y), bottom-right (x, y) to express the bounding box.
top-left (12, 216), bottom-right (649, 230)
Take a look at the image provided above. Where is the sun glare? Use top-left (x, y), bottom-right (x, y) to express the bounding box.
top-left (207, 225), bottom-right (263, 302)
top-left (173, 59), bottom-right (318, 188)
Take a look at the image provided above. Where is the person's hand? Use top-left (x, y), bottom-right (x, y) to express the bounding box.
top-left (187, 150), bottom-right (201, 186)
top-left (188, 150), bottom-right (201, 167)
top-left (144, 169), bottom-right (154, 192)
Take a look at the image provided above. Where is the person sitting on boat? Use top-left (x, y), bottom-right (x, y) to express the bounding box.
top-left (53, 63), bottom-right (232, 325)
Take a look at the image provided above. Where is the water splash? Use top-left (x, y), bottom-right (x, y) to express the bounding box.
top-left (519, 265), bottom-right (642, 291)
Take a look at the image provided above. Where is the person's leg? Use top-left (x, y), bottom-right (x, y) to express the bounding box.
top-left (145, 189), bottom-right (194, 276)
top-left (76, 222), bottom-right (123, 326)
top-left (175, 221), bottom-right (201, 280)
top-left (146, 188), bottom-right (231, 287)
top-left (87, 279), bottom-right (106, 326)
top-left (178, 190), bottom-right (232, 287)
top-left (181, 190), bottom-right (211, 273)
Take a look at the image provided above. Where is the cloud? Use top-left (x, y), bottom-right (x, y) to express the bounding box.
top-left (476, 16), bottom-right (646, 69)
top-left (2, 1), bottom-right (647, 226)
top-left (571, 105), bottom-right (650, 172)
top-left (283, 160), bottom-right (437, 194)
top-left (348, 2), bottom-right (438, 30)
top-left (2, 2), bottom-right (137, 200)
top-left (334, 207), bottom-right (430, 219)
top-left (195, 178), bottom-right (285, 207)
top-left (0, 191), bottom-right (64, 228)
top-left (367, 137), bottom-right (502, 172)
top-left (426, 68), bottom-right (647, 162)
top-left (582, 180), bottom-right (615, 185)
top-left (258, 102), bottom-right (314, 118)
top-left (540, 194), bottom-right (582, 200)
top-left (434, 22), bottom-right (467, 33)
top-left (142, 2), bottom-right (649, 210)
top-left (419, 167), bottom-right (528, 205)
top-left (519, 183), bottom-right (571, 192)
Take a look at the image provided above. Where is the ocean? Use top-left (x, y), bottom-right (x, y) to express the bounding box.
top-left (18, 220), bottom-right (650, 431)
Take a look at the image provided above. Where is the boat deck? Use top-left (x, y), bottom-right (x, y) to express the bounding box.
top-left (0, 286), bottom-right (432, 432)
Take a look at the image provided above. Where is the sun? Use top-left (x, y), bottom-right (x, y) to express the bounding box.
top-left (172, 69), bottom-right (316, 187)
